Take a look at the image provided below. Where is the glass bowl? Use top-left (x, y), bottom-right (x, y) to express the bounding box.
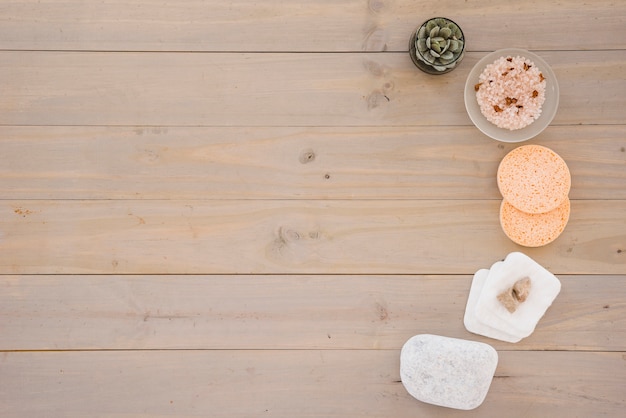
top-left (464, 48), bottom-right (559, 143)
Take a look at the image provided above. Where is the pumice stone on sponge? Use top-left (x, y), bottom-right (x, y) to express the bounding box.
top-left (464, 252), bottom-right (561, 342)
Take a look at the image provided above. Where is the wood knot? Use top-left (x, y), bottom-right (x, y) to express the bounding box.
top-left (138, 148), bottom-right (161, 163)
top-left (368, 0), bottom-right (385, 13)
top-left (278, 227), bottom-right (300, 243)
top-left (14, 207), bottom-right (34, 217)
top-left (376, 302), bottom-right (389, 321)
top-left (299, 149), bottom-right (316, 164)
top-left (366, 90), bottom-right (389, 110)
top-left (362, 26), bottom-right (388, 51)
top-left (363, 59), bottom-right (387, 77)
top-left (498, 277), bottom-right (531, 313)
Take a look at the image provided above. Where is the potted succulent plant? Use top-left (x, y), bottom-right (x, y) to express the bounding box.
top-left (409, 17), bottom-right (465, 74)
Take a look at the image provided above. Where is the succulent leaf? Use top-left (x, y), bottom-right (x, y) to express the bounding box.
top-left (439, 27), bottom-right (452, 39)
top-left (417, 26), bottom-right (427, 39)
top-left (442, 39), bottom-right (451, 53)
top-left (417, 38), bottom-right (427, 52)
top-left (440, 51), bottom-right (454, 60)
top-left (423, 51), bottom-right (436, 64)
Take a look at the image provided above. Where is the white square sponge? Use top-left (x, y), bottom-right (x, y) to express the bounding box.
top-left (464, 268), bottom-right (522, 343)
top-left (465, 252), bottom-right (561, 342)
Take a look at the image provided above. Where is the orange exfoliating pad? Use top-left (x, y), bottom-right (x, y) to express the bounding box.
top-left (497, 145), bottom-right (570, 214)
top-left (500, 198), bottom-right (570, 247)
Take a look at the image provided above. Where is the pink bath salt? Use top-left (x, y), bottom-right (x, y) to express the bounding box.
top-left (475, 56), bottom-right (546, 130)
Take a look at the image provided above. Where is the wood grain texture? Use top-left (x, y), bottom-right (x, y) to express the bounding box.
top-left (0, 0), bottom-right (623, 52)
top-left (0, 275), bottom-right (623, 351)
top-left (1, 51), bottom-right (624, 126)
top-left (1, 1), bottom-right (624, 415)
top-left (1, 350), bottom-right (624, 417)
top-left (1, 125), bottom-right (624, 200)
top-left (1, 200), bottom-right (624, 275)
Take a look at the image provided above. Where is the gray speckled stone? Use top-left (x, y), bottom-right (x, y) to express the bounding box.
top-left (400, 334), bottom-right (498, 410)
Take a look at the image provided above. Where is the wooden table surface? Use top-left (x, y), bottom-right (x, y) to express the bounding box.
top-left (1, 1), bottom-right (625, 416)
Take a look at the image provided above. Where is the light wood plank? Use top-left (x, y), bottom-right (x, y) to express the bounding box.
top-left (0, 1), bottom-right (623, 52)
top-left (0, 275), bottom-right (623, 351)
top-left (1, 200), bottom-right (624, 275)
top-left (0, 350), bottom-right (623, 417)
top-left (1, 125), bottom-right (624, 200)
top-left (1, 51), bottom-right (624, 126)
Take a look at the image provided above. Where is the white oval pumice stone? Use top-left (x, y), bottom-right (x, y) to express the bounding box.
top-left (400, 334), bottom-right (498, 410)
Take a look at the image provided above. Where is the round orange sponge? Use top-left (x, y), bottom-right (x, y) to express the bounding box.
top-left (500, 198), bottom-right (570, 247)
top-left (497, 145), bottom-right (571, 214)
